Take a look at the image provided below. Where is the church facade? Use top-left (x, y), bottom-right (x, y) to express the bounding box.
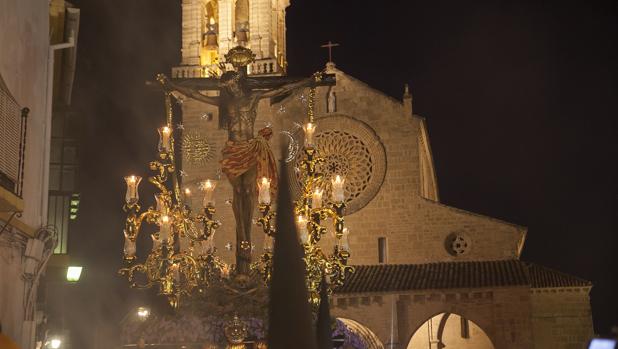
top-left (172, 1), bottom-right (594, 348)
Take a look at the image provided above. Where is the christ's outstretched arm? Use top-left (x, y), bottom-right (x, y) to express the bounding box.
top-left (157, 74), bottom-right (220, 106)
top-left (258, 72), bottom-right (323, 99)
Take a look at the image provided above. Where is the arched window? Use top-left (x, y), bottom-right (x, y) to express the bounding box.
top-left (234, 0), bottom-right (249, 44)
top-left (200, 0), bottom-right (219, 66)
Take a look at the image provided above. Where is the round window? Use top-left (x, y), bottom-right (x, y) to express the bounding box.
top-left (445, 233), bottom-right (471, 256)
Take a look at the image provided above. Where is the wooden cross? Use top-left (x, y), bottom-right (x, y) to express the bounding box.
top-left (320, 41), bottom-right (340, 62)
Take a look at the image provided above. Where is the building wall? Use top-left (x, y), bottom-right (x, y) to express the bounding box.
top-left (0, 1), bottom-right (52, 348)
top-left (407, 313), bottom-right (494, 349)
top-left (0, 0), bottom-right (50, 231)
top-left (531, 288), bottom-right (594, 349)
top-left (175, 0), bottom-right (288, 77)
top-left (176, 66), bottom-right (526, 266)
top-left (0, 232), bottom-right (28, 345)
top-left (333, 287), bottom-right (535, 349)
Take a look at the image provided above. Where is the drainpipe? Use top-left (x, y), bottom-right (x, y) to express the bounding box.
top-left (40, 32), bottom-right (75, 225)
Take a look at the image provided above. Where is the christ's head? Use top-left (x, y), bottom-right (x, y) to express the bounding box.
top-left (220, 70), bottom-right (247, 97)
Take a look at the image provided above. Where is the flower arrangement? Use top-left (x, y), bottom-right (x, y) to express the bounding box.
top-left (122, 312), bottom-right (364, 348)
top-left (332, 319), bottom-right (367, 349)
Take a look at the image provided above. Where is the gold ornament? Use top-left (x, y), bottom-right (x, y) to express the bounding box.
top-left (119, 92), bottom-right (224, 308)
top-left (224, 46), bottom-right (256, 68)
top-left (252, 86), bottom-right (354, 311)
top-left (224, 315), bottom-right (248, 345)
top-left (181, 131), bottom-right (214, 166)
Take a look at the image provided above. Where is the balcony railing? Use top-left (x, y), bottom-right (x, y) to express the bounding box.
top-left (0, 74), bottom-right (29, 198)
top-left (172, 58), bottom-right (284, 79)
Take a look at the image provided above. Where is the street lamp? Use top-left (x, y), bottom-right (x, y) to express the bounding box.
top-left (66, 266), bottom-right (82, 282)
top-left (49, 338), bottom-right (62, 349)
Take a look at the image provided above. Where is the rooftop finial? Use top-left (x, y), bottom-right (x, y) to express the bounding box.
top-left (320, 41), bottom-right (340, 63)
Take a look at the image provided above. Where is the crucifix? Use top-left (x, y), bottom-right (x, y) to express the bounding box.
top-left (158, 46), bottom-right (335, 275)
top-left (320, 41), bottom-right (340, 62)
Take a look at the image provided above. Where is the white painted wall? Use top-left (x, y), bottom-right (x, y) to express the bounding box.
top-left (0, 0), bottom-right (50, 229)
top-left (0, 1), bottom-right (50, 347)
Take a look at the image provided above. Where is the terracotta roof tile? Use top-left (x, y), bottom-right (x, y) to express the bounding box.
top-left (335, 260), bottom-right (591, 294)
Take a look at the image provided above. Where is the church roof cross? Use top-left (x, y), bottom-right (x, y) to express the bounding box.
top-left (320, 41), bottom-right (340, 63)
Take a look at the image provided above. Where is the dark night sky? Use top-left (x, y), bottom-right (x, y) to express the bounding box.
top-left (68, 0), bottom-right (617, 345)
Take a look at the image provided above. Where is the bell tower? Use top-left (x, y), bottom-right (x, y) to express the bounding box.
top-left (173, 0), bottom-right (290, 78)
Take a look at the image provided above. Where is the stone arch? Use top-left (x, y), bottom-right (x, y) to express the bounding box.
top-left (234, 0), bottom-right (249, 43)
top-left (200, 0), bottom-right (218, 29)
top-left (337, 318), bottom-right (385, 349)
top-left (406, 312), bottom-right (495, 349)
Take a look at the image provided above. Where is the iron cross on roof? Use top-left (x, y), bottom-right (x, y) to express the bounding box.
top-left (321, 41), bottom-right (340, 63)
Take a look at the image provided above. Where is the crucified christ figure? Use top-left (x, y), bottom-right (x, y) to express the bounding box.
top-left (159, 68), bottom-right (321, 275)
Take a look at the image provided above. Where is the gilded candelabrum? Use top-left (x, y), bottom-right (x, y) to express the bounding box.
top-left (119, 91), bottom-right (224, 308)
top-left (253, 86), bottom-right (354, 309)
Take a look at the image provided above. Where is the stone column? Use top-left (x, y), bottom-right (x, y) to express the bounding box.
top-left (180, 0), bottom-right (201, 66)
top-left (218, 0), bottom-right (234, 56)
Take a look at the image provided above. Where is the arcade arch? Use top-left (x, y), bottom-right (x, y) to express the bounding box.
top-left (337, 318), bottom-right (385, 349)
top-left (407, 312), bottom-right (494, 349)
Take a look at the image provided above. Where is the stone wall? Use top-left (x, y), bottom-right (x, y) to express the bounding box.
top-left (333, 287), bottom-right (535, 349)
top-left (407, 313), bottom-right (494, 349)
top-left (177, 0), bottom-right (288, 75)
top-left (531, 288), bottom-right (594, 349)
top-left (177, 67), bottom-right (526, 266)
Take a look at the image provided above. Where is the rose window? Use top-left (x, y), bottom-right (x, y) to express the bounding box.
top-left (287, 115), bottom-right (386, 214)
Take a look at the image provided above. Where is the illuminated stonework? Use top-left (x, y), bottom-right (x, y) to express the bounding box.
top-left (174, 0), bottom-right (290, 78)
top-left (287, 115), bottom-right (386, 214)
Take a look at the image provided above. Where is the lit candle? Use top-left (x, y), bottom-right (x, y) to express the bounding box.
top-left (158, 126), bottom-right (172, 153)
top-left (155, 193), bottom-right (168, 214)
top-left (124, 175), bottom-right (142, 205)
top-left (331, 175), bottom-right (345, 203)
top-left (297, 215), bottom-right (308, 244)
top-left (123, 231), bottom-right (136, 258)
top-left (312, 188), bottom-right (323, 208)
top-left (257, 177), bottom-right (271, 205)
top-left (170, 263), bottom-right (180, 282)
top-left (221, 264), bottom-right (230, 278)
top-left (159, 215), bottom-right (172, 242)
top-left (201, 179), bottom-right (216, 207)
top-left (340, 227), bottom-right (350, 252)
top-left (303, 122), bottom-right (317, 147)
top-left (183, 188), bottom-right (192, 206)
